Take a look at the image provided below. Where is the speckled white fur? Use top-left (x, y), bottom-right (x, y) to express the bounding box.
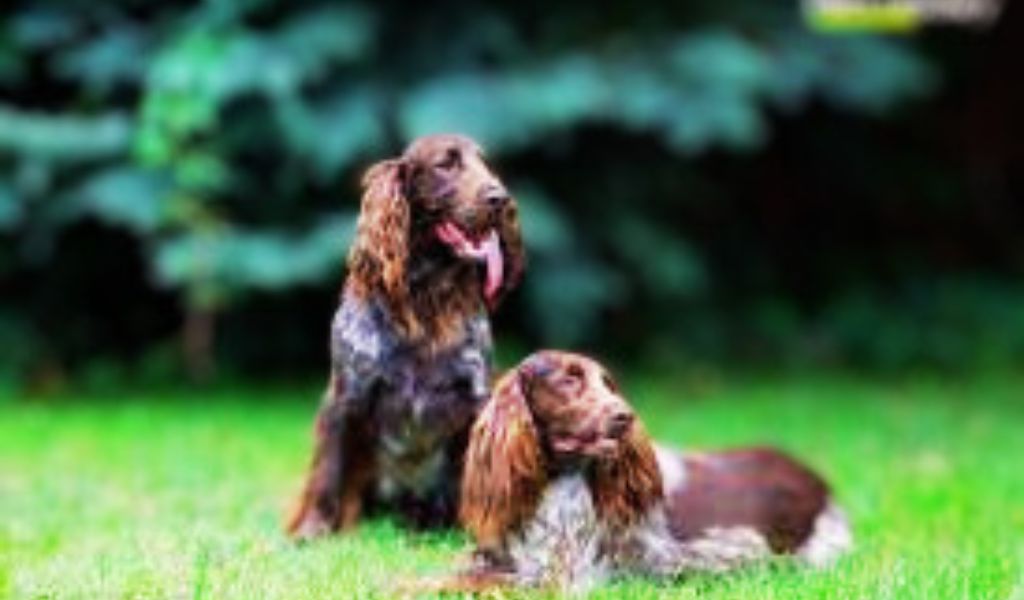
top-left (797, 501), bottom-right (853, 567)
top-left (493, 454), bottom-right (851, 594)
top-left (504, 476), bottom-right (608, 593)
top-left (498, 476), bottom-right (774, 594)
top-left (655, 444), bottom-right (687, 491)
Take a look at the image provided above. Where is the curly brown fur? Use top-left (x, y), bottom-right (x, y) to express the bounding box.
top-left (287, 134), bottom-right (525, 538)
top-left (590, 423), bottom-right (663, 530)
top-left (460, 371), bottom-right (547, 549)
top-left (347, 159), bottom-right (416, 337)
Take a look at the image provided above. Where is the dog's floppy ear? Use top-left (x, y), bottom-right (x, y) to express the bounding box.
top-left (347, 158), bottom-right (420, 337)
top-left (493, 199), bottom-right (525, 306)
top-left (460, 369), bottom-right (546, 549)
top-left (590, 421), bottom-right (663, 529)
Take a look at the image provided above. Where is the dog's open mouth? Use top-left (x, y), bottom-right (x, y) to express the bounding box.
top-left (435, 221), bottom-right (503, 305)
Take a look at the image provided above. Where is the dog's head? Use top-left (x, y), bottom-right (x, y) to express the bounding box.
top-left (515, 350), bottom-right (638, 463)
top-left (348, 134), bottom-right (524, 329)
top-left (460, 351), bottom-right (663, 547)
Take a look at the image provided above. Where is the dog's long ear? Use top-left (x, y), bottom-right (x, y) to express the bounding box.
top-left (591, 422), bottom-right (663, 529)
top-left (493, 199), bottom-right (525, 306)
top-left (460, 370), bottom-right (546, 549)
top-left (347, 158), bottom-right (419, 337)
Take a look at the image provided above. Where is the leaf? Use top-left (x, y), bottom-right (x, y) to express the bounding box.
top-left (0, 184), bottom-right (22, 231)
top-left (61, 168), bottom-right (173, 233)
top-left (273, 87), bottom-right (385, 179)
top-left (668, 30), bottom-right (771, 95)
top-left (274, 5), bottom-right (375, 74)
top-left (174, 152), bottom-right (229, 193)
top-left (399, 29), bottom-right (933, 155)
top-left (0, 37), bottom-right (25, 85)
top-left (816, 36), bottom-right (938, 113)
top-left (514, 184), bottom-right (574, 255)
top-left (766, 32), bottom-right (938, 114)
top-left (526, 256), bottom-right (626, 344)
top-left (147, 5), bottom-right (374, 103)
top-left (153, 214), bottom-right (356, 293)
top-left (609, 216), bottom-right (706, 297)
top-left (0, 105), bottom-right (132, 161)
top-left (8, 8), bottom-right (80, 49)
top-left (53, 28), bottom-right (150, 91)
top-left (399, 57), bottom-right (609, 151)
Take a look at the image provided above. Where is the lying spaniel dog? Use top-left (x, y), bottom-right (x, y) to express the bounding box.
top-left (450, 351), bottom-right (852, 592)
top-left (287, 134), bottom-right (524, 539)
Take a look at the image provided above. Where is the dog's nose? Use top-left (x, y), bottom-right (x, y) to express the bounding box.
top-left (607, 411), bottom-right (634, 438)
top-left (482, 185), bottom-right (510, 208)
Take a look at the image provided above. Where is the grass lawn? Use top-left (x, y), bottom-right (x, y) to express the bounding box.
top-left (1, 373), bottom-right (1022, 599)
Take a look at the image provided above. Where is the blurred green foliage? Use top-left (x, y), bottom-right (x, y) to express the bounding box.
top-left (1, 1), bottom-right (1019, 383)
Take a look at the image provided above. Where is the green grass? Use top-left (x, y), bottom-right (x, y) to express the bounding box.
top-left (2, 374), bottom-right (1023, 599)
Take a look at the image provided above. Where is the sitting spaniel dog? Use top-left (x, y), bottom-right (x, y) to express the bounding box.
top-left (287, 134), bottom-right (524, 539)
top-left (449, 350), bottom-right (852, 593)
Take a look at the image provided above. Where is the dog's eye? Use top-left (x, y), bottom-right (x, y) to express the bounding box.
top-left (435, 148), bottom-right (460, 171)
top-left (556, 377), bottom-right (581, 396)
top-left (556, 364), bottom-right (585, 396)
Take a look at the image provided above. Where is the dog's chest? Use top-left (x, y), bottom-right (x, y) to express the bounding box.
top-left (499, 478), bottom-right (692, 590)
top-left (334, 298), bottom-right (491, 401)
top-left (332, 297), bottom-right (493, 492)
top-left (505, 476), bottom-right (610, 592)
top-left (375, 442), bottom-right (447, 499)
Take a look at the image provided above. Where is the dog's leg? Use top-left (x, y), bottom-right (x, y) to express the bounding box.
top-left (286, 375), bottom-right (375, 539)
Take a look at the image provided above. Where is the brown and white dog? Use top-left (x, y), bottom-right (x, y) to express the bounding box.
top-left (449, 350), bottom-right (852, 592)
top-left (287, 135), bottom-right (524, 539)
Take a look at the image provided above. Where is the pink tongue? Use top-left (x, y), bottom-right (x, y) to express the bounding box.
top-left (479, 230), bottom-right (504, 304)
top-left (434, 222), bottom-right (467, 249)
top-left (434, 223), bottom-right (504, 305)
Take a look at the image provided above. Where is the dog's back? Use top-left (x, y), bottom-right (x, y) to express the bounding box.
top-left (659, 445), bottom-right (853, 566)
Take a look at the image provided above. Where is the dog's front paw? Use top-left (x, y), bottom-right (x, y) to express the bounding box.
top-left (286, 505), bottom-right (335, 542)
top-left (292, 518), bottom-right (333, 542)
